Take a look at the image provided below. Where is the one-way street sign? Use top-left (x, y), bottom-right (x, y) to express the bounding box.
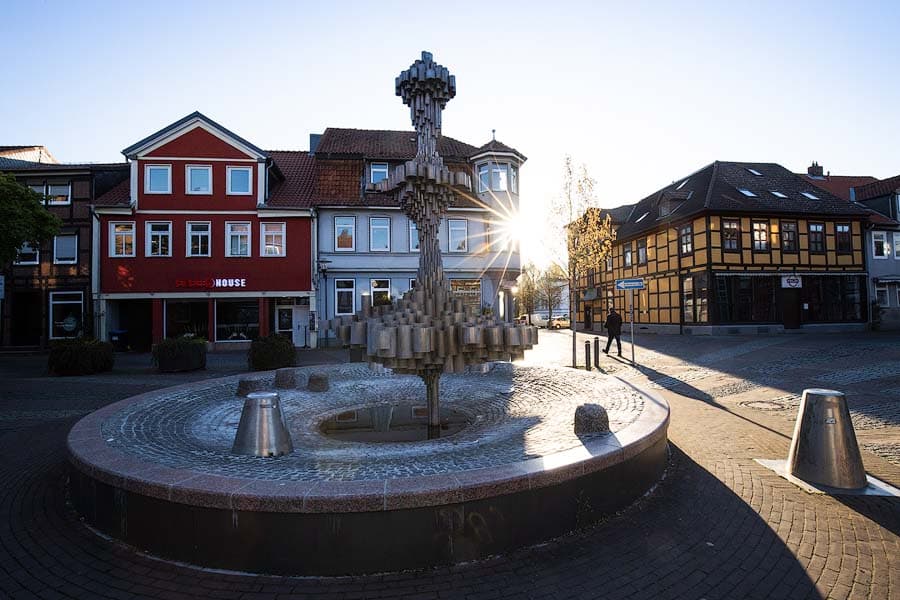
top-left (615, 278), bottom-right (645, 290)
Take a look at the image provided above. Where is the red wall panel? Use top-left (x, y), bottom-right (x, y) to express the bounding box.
top-left (137, 159), bottom-right (261, 211)
top-left (145, 127), bottom-right (253, 159)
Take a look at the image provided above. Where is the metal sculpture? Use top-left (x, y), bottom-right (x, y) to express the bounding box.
top-left (327, 51), bottom-right (537, 438)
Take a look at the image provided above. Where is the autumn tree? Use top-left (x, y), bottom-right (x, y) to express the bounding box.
top-left (0, 172), bottom-right (61, 267)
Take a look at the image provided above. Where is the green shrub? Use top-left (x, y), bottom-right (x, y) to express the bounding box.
top-left (48, 338), bottom-right (115, 376)
top-left (248, 334), bottom-right (295, 371)
top-left (152, 336), bottom-right (207, 372)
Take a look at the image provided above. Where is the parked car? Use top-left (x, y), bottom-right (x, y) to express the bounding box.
top-left (549, 315), bottom-right (571, 329)
top-left (528, 312), bottom-right (550, 327)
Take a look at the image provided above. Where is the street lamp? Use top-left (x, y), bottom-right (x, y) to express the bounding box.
top-left (316, 258), bottom-right (332, 347)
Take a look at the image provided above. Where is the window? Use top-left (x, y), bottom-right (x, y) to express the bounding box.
top-left (369, 217), bottom-right (391, 252)
top-left (781, 221), bottom-right (798, 252)
top-left (53, 234), bottom-right (78, 264)
top-left (876, 285), bottom-right (889, 308)
top-left (186, 166), bottom-right (212, 194)
top-left (624, 242), bottom-right (632, 267)
top-left (227, 166), bottom-right (252, 195)
top-left (49, 292), bottom-right (83, 339)
top-left (110, 222), bottom-right (135, 257)
top-left (450, 279), bottom-right (482, 311)
top-left (187, 222), bottom-right (210, 257)
top-left (873, 231), bottom-right (888, 259)
top-left (334, 216), bottom-right (355, 251)
top-left (752, 221), bottom-right (769, 251)
top-left (449, 219), bottom-right (467, 252)
top-left (145, 222), bottom-right (172, 257)
top-left (47, 183), bottom-right (70, 205)
top-left (680, 224), bottom-right (693, 255)
top-left (371, 279), bottom-right (391, 306)
top-left (801, 192), bottom-right (820, 200)
top-left (836, 224), bottom-right (851, 253)
top-left (723, 219), bottom-right (740, 251)
top-left (510, 166), bottom-right (518, 193)
top-left (738, 189), bottom-right (756, 197)
top-left (261, 222), bottom-right (286, 256)
top-left (145, 165), bottom-right (171, 193)
top-left (409, 278), bottom-right (417, 291)
top-left (14, 242), bottom-right (39, 265)
top-left (606, 255), bottom-right (612, 271)
top-left (226, 222), bottom-right (251, 257)
top-left (637, 238), bottom-right (647, 264)
top-left (478, 164), bottom-right (490, 193)
top-left (370, 163), bottom-right (388, 184)
top-left (215, 300), bottom-right (259, 341)
top-left (895, 233), bottom-right (900, 259)
top-left (676, 178), bottom-right (689, 190)
top-left (635, 212), bottom-right (649, 223)
top-left (809, 223), bottom-right (825, 253)
top-left (335, 279), bottom-right (355, 315)
top-left (770, 191), bottom-right (788, 199)
top-left (746, 168), bottom-right (763, 176)
top-left (409, 220), bottom-right (419, 252)
top-left (476, 163), bottom-right (509, 192)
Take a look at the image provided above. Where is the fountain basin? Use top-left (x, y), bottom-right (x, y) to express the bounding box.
top-left (67, 363), bottom-right (668, 575)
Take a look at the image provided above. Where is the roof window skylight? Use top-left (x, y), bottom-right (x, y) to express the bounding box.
top-left (738, 188), bottom-right (757, 197)
top-left (801, 192), bottom-right (820, 200)
top-left (635, 212), bottom-right (649, 223)
top-left (676, 178), bottom-right (689, 190)
top-left (770, 191), bottom-right (788, 199)
top-left (746, 168), bottom-right (763, 176)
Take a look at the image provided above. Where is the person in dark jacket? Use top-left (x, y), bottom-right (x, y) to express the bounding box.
top-left (602, 307), bottom-right (623, 356)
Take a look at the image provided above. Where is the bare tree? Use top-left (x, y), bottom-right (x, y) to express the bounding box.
top-left (536, 264), bottom-right (567, 321)
top-left (516, 262), bottom-right (539, 323)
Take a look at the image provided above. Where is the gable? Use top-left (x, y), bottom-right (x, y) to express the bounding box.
top-left (144, 126), bottom-right (255, 159)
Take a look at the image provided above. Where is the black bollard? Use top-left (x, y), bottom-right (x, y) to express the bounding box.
top-left (593, 337), bottom-right (600, 368)
top-left (584, 340), bottom-right (591, 372)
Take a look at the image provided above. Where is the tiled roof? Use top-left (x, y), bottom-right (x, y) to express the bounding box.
top-left (266, 151), bottom-right (316, 209)
top-left (797, 174), bottom-right (878, 201)
top-left (314, 128), bottom-right (480, 162)
top-left (854, 174), bottom-right (900, 202)
top-left (471, 139), bottom-right (527, 161)
top-left (606, 161), bottom-right (870, 241)
top-left (0, 161), bottom-right (127, 172)
top-left (0, 157), bottom-right (41, 170)
top-left (94, 178), bottom-right (130, 207)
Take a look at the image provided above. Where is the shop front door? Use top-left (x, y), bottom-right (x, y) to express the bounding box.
top-left (781, 288), bottom-right (801, 329)
top-left (584, 305), bottom-right (593, 329)
top-left (276, 306), bottom-right (310, 347)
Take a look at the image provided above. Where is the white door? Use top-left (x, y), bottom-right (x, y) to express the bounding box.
top-left (292, 306), bottom-right (309, 347)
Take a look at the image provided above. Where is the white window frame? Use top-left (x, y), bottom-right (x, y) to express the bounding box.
top-left (145, 222), bottom-right (172, 257)
top-left (370, 278), bottom-right (391, 306)
top-left (477, 163), bottom-right (490, 193)
top-left (624, 243), bottom-right (632, 267)
top-left (46, 183), bottom-right (71, 206)
top-left (53, 233), bottom-right (78, 265)
top-left (186, 221), bottom-right (211, 257)
top-left (409, 278), bottom-right (417, 290)
top-left (873, 231), bottom-right (888, 259)
top-left (14, 242), bottom-right (39, 265)
top-left (491, 163), bottom-right (509, 192)
top-left (261, 222), bottom-right (286, 257)
top-left (370, 163), bottom-right (389, 185)
top-left (409, 220), bottom-right (419, 252)
top-left (369, 217), bottom-right (391, 252)
top-left (49, 291), bottom-right (83, 340)
top-left (335, 279), bottom-right (356, 316)
top-left (875, 284), bottom-right (889, 308)
top-left (226, 166), bottom-right (253, 195)
top-left (185, 165), bottom-right (213, 195)
top-left (109, 221), bottom-right (136, 258)
top-left (225, 222), bottom-right (252, 258)
top-left (334, 216), bottom-right (356, 252)
top-left (448, 219), bottom-right (468, 253)
top-left (144, 165), bottom-right (172, 194)
top-left (510, 165), bottom-right (518, 194)
top-left (894, 232), bottom-right (900, 259)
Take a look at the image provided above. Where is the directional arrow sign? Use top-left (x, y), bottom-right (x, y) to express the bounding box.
top-left (615, 278), bottom-right (645, 290)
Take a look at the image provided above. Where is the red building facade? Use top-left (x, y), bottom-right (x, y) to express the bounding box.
top-left (95, 113), bottom-right (315, 350)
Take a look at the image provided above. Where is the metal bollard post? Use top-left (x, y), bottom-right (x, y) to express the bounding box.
top-left (593, 337), bottom-right (600, 368)
top-left (232, 392), bottom-right (294, 457)
top-left (584, 340), bottom-right (591, 371)
top-left (787, 388), bottom-right (867, 490)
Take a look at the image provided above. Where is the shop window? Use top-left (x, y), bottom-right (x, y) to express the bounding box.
top-left (682, 272), bottom-right (708, 323)
top-left (15, 242), bottom-right (39, 265)
top-left (409, 220), bottom-right (419, 252)
top-left (261, 222), bottom-right (286, 256)
top-left (450, 279), bottom-right (482, 311)
top-left (781, 221), bottom-right (798, 252)
top-left (53, 234), bottom-right (78, 264)
top-left (215, 300), bottom-right (259, 341)
top-left (165, 300), bottom-right (208, 338)
top-left (803, 276), bottom-right (863, 322)
top-left (49, 291), bottom-right (83, 339)
top-left (227, 166), bottom-right (252, 195)
top-left (876, 285), bottom-right (889, 307)
top-left (226, 222), bottom-right (251, 257)
top-left (682, 276), bottom-right (694, 323)
top-left (370, 163), bottom-right (389, 184)
top-left (335, 279), bottom-right (355, 315)
top-left (187, 222), bottom-right (210, 257)
top-left (110, 222), bottom-right (135, 257)
top-left (369, 217), bottom-right (391, 252)
top-left (752, 221), bottom-right (769, 251)
top-left (145, 165), bottom-right (171, 194)
top-left (836, 224), bottom-right (851, 253)
top-left (334, 216), bottom-right (355, 251)
top-left (624, 242), bottom-right (632, 267)
top-left (680, 224), bottom-right (693, 256)
top-left (809, 223), bottom-right (825, 253)
top-left (146, 222), bottom-right (172, 257)
top-left (449, 219), bottom-right (468, 252)
top-left (723, 219), bottom-right (740, 251)
top-left (873, 231), bottom-right (888, 259)
top-left (186, 165), bottom-right (212, 194)
top-left (371, 279), bottom-right (391, 306)
top-left (637, 238), bottom-right (647, 264)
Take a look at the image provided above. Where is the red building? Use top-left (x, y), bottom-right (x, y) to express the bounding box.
top-left (94, 112), bottom-right (315, 350)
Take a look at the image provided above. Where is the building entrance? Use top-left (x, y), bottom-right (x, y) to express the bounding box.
top-left (276, 305), bottom-right (310, 347)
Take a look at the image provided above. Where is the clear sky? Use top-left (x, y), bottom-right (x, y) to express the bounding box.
top-left (2, 0), bottom-right (898, 267)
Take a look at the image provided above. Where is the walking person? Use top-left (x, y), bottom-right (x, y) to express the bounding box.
top-left (602, 306), bottom-right (623, 357)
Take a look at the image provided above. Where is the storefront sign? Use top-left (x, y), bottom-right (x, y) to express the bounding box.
top-left (781, 275), bottom-right (802, 289)
top-left (175, 278), bottom-right (248, 289)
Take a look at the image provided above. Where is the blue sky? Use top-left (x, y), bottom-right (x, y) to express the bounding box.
top-left (2, 1), bottom-right (898, 264)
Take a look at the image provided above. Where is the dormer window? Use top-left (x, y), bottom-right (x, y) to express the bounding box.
top-left (145, 165), bottom-right (171, 194)
top-left (370, 163), bottom-right (389, 184)
top-left (477, 162), bottom-right (510, 193)
top-left (186, 165), bottom-right (212, 194)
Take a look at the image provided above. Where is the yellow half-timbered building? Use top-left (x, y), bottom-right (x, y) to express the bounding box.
top-left (576, 161), bottom-right (870, 334)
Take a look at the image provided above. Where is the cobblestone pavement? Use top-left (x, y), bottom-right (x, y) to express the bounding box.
top-left (1, 334), bottom-right (899, 599)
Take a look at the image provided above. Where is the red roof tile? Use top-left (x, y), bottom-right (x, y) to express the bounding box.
top-left (855, 174), bottom-right (900, 202)
top-left (267, 150), bottom-right (316, 208)
top-left (94, 178), bottom-right (130, 207)
top-left (797, 174), bottom-right (878, 201)
top-left (315, 128), bottom-right (480, 162)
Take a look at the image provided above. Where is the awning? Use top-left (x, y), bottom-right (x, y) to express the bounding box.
top-left (713, 271), bottom-right (868, 277)
top-left (875, 276), bottom-right (900, 283)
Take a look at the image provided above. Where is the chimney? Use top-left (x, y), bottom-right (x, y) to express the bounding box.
top-left (807, 161), bottom-right (824, 177)
top-left (309, 133), bottom-right (322, 155)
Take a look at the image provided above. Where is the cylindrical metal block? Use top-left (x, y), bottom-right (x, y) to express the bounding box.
top-left (350, 321), bottom-right (367, 346)
top-left (397, 325), bottom-right (413, 359)
top-left (232, 392), bottom-right (293, 457)
top-left (787, 388), bottom-right (867, 490)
